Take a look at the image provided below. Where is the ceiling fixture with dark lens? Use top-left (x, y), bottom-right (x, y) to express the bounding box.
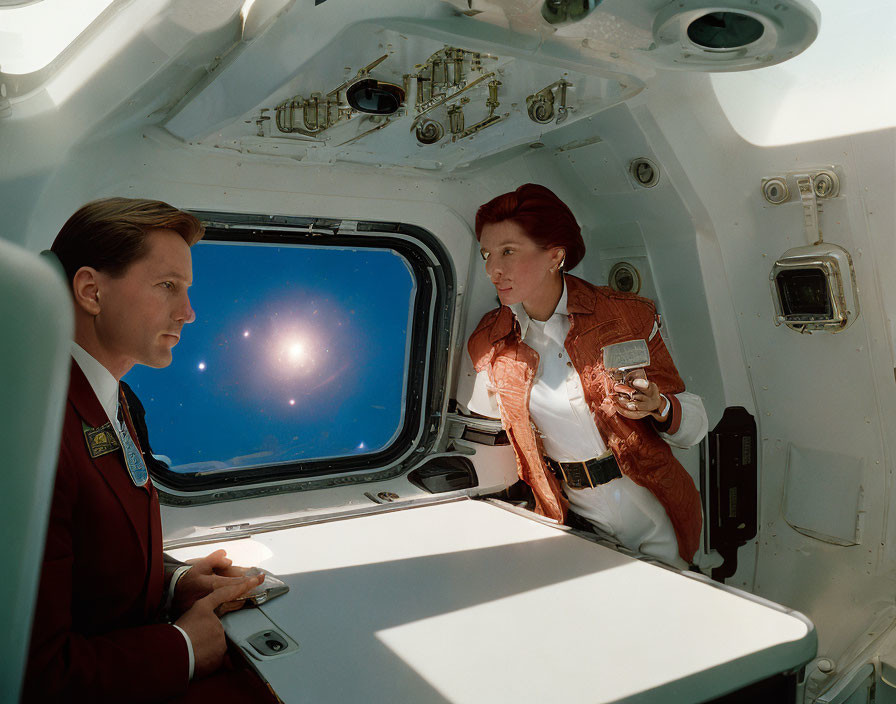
top-left (541, 0), bottom-right (602, 26)
top-left (345, 78), bottom-right (405, 115)
top-left (650, 1), bottom-right (819, 72)
top-left (687, 11), bottom-right (765, 50)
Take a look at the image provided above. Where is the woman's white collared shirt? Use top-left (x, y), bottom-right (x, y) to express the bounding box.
top-left (458, 279), bottom-right (707, 568)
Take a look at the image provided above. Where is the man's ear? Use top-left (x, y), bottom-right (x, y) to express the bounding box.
top-left (72, 267), bottom-right (101, 316)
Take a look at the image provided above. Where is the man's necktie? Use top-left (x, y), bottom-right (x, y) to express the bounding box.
top-left (117, 400), bottom-right (149, 487)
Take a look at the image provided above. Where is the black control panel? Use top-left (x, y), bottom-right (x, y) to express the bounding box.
top-left (700, 406), bottom-right (758, 582)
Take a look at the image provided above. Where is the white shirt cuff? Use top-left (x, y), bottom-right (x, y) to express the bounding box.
top-left (659, 391), bottom-right (708, 448)
top-left (166, 565), bottom-right (192, 614)
top-left (658, 394), bottom-right (671, 420)
top-left (171, 624), bottom-right (195, 680)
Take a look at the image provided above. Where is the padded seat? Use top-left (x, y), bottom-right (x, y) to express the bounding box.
top-left (0, 240), bottom-right (73, 701)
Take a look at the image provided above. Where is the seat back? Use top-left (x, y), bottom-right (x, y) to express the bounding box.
top-left (0, 239), bottom-right (73, 702)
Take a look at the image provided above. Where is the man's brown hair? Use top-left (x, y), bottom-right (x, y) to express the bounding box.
top-left (51, 197), bottom-right (204, 285)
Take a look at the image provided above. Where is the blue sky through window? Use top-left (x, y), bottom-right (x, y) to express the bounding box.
top-left (125, 240), bottom-right (416, 473)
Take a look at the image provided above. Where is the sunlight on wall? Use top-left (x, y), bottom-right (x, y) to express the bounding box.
top-left (0, 0), bottom-right (113, 75)
top-left (710, 0), bottom-right (896, 146)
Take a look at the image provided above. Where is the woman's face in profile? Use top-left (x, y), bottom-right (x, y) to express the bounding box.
top-left (479, 220), bottom-right (563, 308)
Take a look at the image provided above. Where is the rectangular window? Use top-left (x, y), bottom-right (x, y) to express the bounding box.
top-left (124, 215), bottom-right (452, 497)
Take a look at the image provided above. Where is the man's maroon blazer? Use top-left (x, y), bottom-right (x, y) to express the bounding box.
top-left (23, 361), bottom-right (189, 702)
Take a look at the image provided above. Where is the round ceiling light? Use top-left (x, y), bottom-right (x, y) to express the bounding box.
top-left (345, 79), bottom-right (405, 115)
top-left (541, 0), bottom-right (602, 26)
top-left (651, 0), bottom-right (820, 72)
top-left (686, 11), bottom-right (765, 50)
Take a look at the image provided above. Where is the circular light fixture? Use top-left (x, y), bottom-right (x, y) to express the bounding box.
top-left (609, 262), bottom-right (642, 294)
top-left (345, 78), bottom-right (405, 115)
top-left (687, 11), bottom-right (765, 50)
top-left (629, 157), bottom-right (659, 188)
top-left (651, 0), bottom-right (819, 72)
top-left (541, 0), bottom-right (602, 26)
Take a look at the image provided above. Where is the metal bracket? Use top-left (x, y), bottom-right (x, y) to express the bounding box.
top-left (760, 167), bottom-right (841, 244)
top-left (761, 169), bottom-right (840, 203)
top-left (796, 173), bottom-right (822, 245)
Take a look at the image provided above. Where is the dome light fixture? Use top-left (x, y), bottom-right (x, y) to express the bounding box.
top-left (651, 0), bottom-right (820, 72)
top-left (686, 11), bottom-right (765, 50)
top-left (540, 0), bottom-right (602, 26)
top-left (345, 78), bottom-right (405, 115)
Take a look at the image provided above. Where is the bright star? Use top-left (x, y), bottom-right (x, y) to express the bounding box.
top-left (287, 342), bottom-right (305, 362)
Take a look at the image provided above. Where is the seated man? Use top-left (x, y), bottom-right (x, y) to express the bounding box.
top-left (24, 197), bottom-right (271, 702)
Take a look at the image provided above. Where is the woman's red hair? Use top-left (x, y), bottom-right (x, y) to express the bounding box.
top-left (474, 183), bottom-right (585, 270)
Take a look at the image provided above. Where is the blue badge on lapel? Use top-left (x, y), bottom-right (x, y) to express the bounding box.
top-left (118, 422), bottom-right (149, 487)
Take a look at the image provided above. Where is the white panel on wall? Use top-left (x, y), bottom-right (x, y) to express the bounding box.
top-left (784, 444), bottom-right (864, 546)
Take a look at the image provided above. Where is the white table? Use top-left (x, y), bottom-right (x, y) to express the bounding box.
top-left (169, 498), bottom-right (815, 703)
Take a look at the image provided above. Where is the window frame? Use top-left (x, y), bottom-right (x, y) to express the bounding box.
top-left (0, 0), bottom-right (121, 91)
top-left (152, 211), bottom-right (455, 506)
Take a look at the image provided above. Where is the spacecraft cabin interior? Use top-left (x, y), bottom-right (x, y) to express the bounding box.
top-left (4, 0), bottom-right (896, 702)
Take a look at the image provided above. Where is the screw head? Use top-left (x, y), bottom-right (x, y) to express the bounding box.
top-left (814, 172), bottom-right (838, 198)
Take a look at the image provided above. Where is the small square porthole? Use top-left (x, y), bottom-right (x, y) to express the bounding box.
top-left (769, 243), bottom-right (859, 333)
top-left (775, 268), bottom-right (832, 320)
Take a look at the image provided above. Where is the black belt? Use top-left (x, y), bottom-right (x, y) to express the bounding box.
top-left (545, 453), bottom-right (622, 489)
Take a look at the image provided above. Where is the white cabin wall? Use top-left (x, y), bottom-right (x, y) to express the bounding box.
top-left (640, 68), bottom-right (896, 668)
top-left (22, 130), bottom-right (481, 250)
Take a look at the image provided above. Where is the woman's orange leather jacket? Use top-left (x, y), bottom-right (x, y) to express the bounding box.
top-left (468, 274), bottom-right (702, 561)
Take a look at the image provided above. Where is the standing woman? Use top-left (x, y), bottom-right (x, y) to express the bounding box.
top-left (462, 183), bottom-right (707, 568)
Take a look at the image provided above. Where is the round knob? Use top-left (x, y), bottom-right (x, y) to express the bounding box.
top-left (762, 177), bottom-right (789, 204)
